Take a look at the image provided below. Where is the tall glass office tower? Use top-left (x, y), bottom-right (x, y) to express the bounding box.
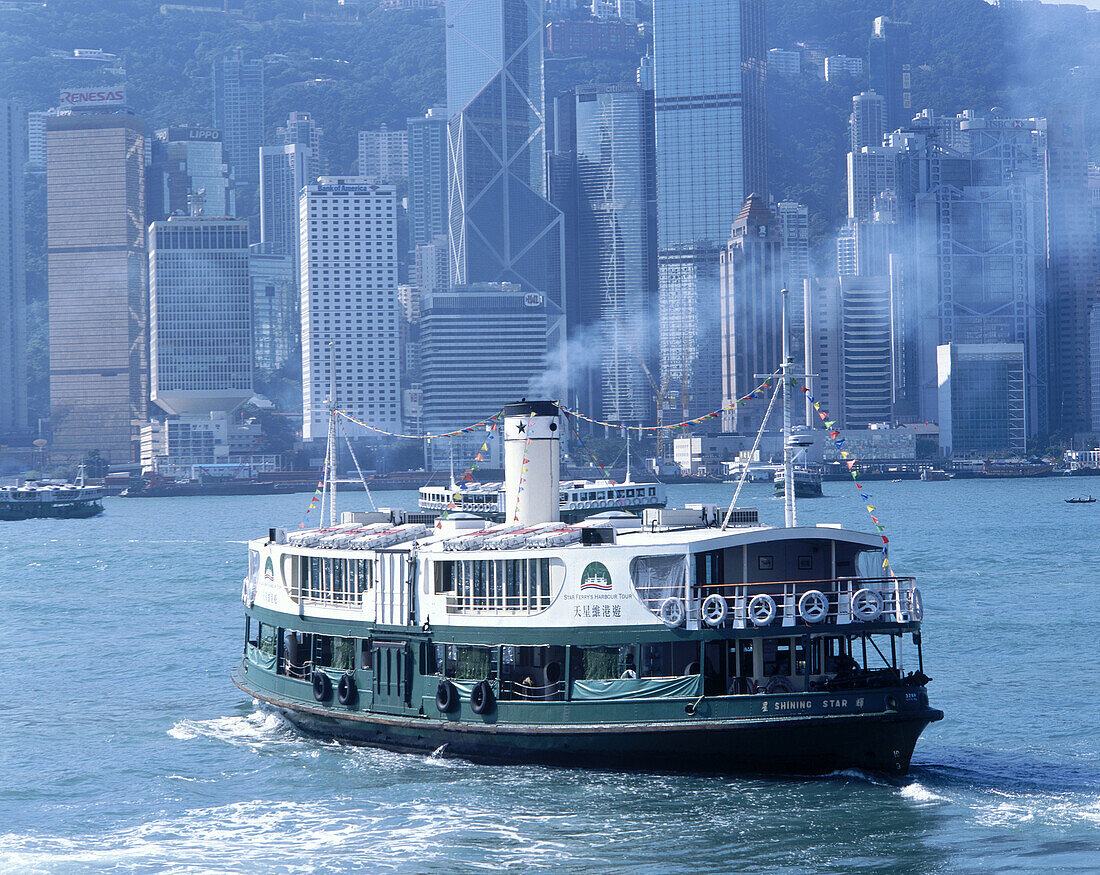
top-left (653, 0), bottom-right (766, 421)
top-left (445, 0), bottom-right (565, 314)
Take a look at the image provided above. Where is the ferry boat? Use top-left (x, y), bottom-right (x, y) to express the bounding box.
top-left (419, 477), bottom-right (667, 524)
top-left (0, 468), bottom-right (105, 521)
top-left (232, 295), bottom-right (941, 775)
top-left (919, 468), bottom-right (953, 482)
top-left (773, 466), bottom-right (823, 498)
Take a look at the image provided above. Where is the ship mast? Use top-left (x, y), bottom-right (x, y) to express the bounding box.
top-left (326, 341), bottom-right (338, 527)
top-left (781, 288), bottom-right (796, 528)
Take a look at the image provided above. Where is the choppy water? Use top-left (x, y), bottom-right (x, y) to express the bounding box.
top-left (1, 477), bottom-right (1098, 872)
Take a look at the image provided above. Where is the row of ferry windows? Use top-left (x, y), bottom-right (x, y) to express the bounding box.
top-left (245, 627), bottom-right (889, 686)
top-left (567, 487), bottom-right (658, 501)
top-left (434, 558), bottom-right (552, 611)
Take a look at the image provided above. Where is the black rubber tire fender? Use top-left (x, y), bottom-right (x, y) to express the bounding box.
top-left (436, 679), bottom-right (457, 713)
top-left (337, 673), bottom-right (357, 706)
top-left (312, 670), bottom-right (332, 702)
top-left (470, 680), bottom-right (496, 715)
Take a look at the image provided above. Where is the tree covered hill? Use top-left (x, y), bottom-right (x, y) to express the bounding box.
top-left (1, 0), bottom-right (1098, 228)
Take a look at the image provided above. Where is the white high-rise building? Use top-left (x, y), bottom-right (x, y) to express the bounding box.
top-left (300, 178), bottom-right (401, 441)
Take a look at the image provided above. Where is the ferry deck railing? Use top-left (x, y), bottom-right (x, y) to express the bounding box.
top-left (637, 576), bottom-right (919, 629)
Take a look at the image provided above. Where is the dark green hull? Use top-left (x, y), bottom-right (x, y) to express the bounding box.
top-left (0, 501), bottom-right (104, 520)
top-left (234, 663), bottom-right (941, 775)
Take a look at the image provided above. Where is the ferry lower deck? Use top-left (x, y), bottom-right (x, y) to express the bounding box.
top-left (234, 612), bottom-right (941, 774)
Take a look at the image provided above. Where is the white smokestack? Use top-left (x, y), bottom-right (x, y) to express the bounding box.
top-left (503, 400), bottom-right (561, 526)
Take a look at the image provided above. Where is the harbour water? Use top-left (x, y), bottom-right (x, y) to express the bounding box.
top-left (1, 478), bottom-right (1098, 872)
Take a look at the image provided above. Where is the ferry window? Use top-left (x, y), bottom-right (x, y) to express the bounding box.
top-left (246, 616), bottom-right (257, 648)
top-left (649, 488), bottom-right (656, 495)
top-left (856, 550), bottom-right (884, 578)
top-left (332, 637), bottom-right (356, 671)
top-left (448, 645), bottom-right (494, 680)
top-left (284, 630), bottom-right (311, 679)
top-left (794, 637), bottom-right (809, 676)
top-left (360, 639), bottom-right (373, 670)
top-left (797, 556), bottom-right (813, 571)
top-left (571, 645), bottom-right (635, 680)
top-left (762, 638), bottom-right (793, 676)
top-left (734, 639), bottom-right (754, 677)
top-left (640, 642), bottom-right (698, 678)
top-left (357, 559), bottom-right (371, 591)
top-left (630, 556), bottom-right (686, 618)
top-left (257, 623), bottom-right (277, 656)
top-left (758, 556), bottom-right (774, 571)
top-left (435, 561), bottom-right (455, 593)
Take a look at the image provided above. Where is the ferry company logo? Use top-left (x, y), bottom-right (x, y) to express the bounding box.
top-left (264, 557), bottom-right (275, 582)
top-left (580, 561), bottom-right (612, 591)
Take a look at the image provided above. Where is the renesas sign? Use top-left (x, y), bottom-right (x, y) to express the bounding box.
top-left (59, 86), bottom-right (127, 110)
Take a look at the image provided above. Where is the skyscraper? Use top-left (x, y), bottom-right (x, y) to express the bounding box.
top-left (899, 113), bottom-right (1048, 438)
top-left (0, 98), bottom-right (27, 436)
top-left (407, 107), bottom-right (449, 251)
top-left (868, 17), bottom-right (912, 130)
top-left (212, 47), bottom-right (264, 186)
top-left (259, 143), bottom-right (312, 262)
top-left (277, 111), bottom-right (326, 180)
top-left (1045, 106), bottom-right (1099, 435)
top-left (654, 0), bottom-right (767, 419)
top-left (358, 125), bottom-right (408, 183)
top-left (719, 195), bottom-right (782, 433)
top-left (250, 242), bottom-right (298, 375)
top-left (445, 0), bottom-right (565, 318)
top-left (554, 83), bottom-right (657, 424)
top-left (419, 283), bottom-right (547, 470)
top-left (299, 179), bottom-right (401, 441)
top-left (148, 126), bottom-right (234, 221)
top-left (47, 112), bottom-right (148, 461)
top-left (148, 217), bottom-right (252, 415)
top-left (850, 91), bottom-right (887, 152)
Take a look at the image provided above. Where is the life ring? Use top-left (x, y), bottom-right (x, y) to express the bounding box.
top-left (659, 597), bottom-right (685, 628)
top-left (543, 661), bottom-right (562, 688)
top-left (436, 679), bottom-right (457, 713)
top-left (851, 588), bottom-right (883, 621)
top-left (337, 673), bottom-right (357, 706)
top-left (798, 589), bottom-right (829, 624)
top-left (702, 593), bottom-right (728, 627)
top-left (470, 680), bottom-right (495, 715)
top-left (620, 669), bottom-right (637, 679)
top-left (765, 675), bottom-right (794, 694)
top-left (909, 587), bottom-right (924, 621)
top-left (311, 671), bottom-right (332, 702)
top-left (683, 661), bottom-right (699, 677)
top-left (748, 593), bottom-right (777, 626)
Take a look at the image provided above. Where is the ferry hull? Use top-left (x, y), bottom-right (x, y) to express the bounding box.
top-left (235, 669), bottom-right (941, 776)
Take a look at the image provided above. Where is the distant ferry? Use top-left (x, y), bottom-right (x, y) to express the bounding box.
top-left (419, 478), bottom-right (667, 523)
top-left (0, 468), bottom-right (105, 520)
top-left (773, 466), bottom-right (823, 498)
top-left (983, 459), bottom-right (1053, 478)
top-left (233, 293), bottom-right (941, 775)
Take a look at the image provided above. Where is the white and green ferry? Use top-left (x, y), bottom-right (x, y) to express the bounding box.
top-left (234, 390), bottom-right (942, 774)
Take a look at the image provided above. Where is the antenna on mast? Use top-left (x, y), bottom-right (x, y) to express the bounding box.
top-left (781, 288), bottom-right (796, 528)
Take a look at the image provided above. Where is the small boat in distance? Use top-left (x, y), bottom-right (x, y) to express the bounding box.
top-left (773, 466), bottom-right (823, 498)
top-left (1065, 496), bottom-right (1096, 504)
top-left (0, 467), bottom-right (105, 520)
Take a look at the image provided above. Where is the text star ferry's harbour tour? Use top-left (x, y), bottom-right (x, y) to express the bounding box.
top-left (233, 292), bottom-right (942, 774)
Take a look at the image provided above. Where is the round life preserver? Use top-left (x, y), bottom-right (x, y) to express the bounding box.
top-left (748, 593), bottom-right (777, 626)
top-left (798, 589), bottom-right (829, 624)
top-left (543, 661), bottom-right (562, 688)
top-left (765, 675), bottom-right (794, 694)
top-left (337, 673), bottom-right (357, 706)
top-left (436, 679), bottom-right (457, 713)
top-left (620, 669), bottom-right (638, 680)
top-left (909, 587), bottom-right (924, 621)
top-left (701, 593), bottom-right (728, 627)
top-left (470, 680), bottom-right (495, 715)
top-left (851, 588), bottom-right (884, 622)
top-left (659, 597), bottom-right (686, 628)
top-left (312, 671), bottom-right (332, 702)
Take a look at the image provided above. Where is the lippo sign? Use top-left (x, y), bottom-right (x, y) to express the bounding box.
top-left (59, 86), bottom-right (127, 110)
